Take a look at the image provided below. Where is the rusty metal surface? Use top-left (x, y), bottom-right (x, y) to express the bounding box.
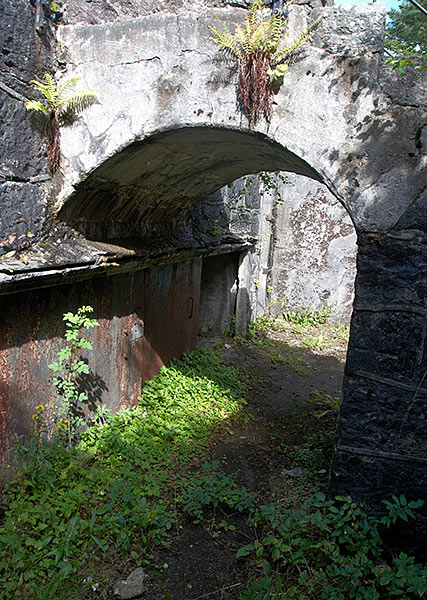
top-left (0, 258), bottom-right (202, 463)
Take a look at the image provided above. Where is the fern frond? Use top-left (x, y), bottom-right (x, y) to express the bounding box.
top-left (272, 17), bottom-right (321, 63)
top-left (31, 74), bottom-right (59, 109)
top-left (25, 100), bottom-right (50, 114)
top-left (269, 12), bottom-right (286, 49)
top-left (209, 24), bottom-right (242, 59)
top-left (58, 91), bottom-right (99, 124)
top-left (57, 77), bottom-right (81, 97)
top-left (248, 0), bottom-right (264, 30)
top-left (207, 0), bottom-right (319, 122)
top-left (250, 22), bottom-right (271, 55)
top-left (58, 90), bottom-right (98, 109)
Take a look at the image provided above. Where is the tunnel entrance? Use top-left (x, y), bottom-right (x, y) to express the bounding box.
top-left (2, 125), bottom-right (357, 458)
top-left (5, 122), bottom-right (426, 551)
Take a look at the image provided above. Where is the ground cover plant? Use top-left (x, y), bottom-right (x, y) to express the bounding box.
top-left (0, 346), bottom-right (247, 598)
top-left (238, 494), bottom-right (426, 599)
top-left (0, 307), bottom-right (425, 598)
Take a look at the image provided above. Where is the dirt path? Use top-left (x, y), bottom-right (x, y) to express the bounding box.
top-left (143, 324), bottom-right (348, 600)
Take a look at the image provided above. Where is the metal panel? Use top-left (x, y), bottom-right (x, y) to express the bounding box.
top-left (0, 258), bottom-right (202, 463)
top-left (143, 259), bottom-right (202, 383)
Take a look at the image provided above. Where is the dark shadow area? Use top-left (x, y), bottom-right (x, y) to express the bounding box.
top-left (58, 126), bottom-right (323, 242)
top-left (76, 367), bottom-right (109, 415)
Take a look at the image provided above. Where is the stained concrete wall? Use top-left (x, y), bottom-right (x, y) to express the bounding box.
top-left (198, 253), bottom-right (239, 335)
top-left (62, 0), bottom-right (332, 26)
top-left (270, 175), bottom-right (357, 323)
top-left (197, 172), bottom-right (356, 327)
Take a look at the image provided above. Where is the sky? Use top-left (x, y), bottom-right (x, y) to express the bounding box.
top-left (334, 0), bottom-right (403, 11)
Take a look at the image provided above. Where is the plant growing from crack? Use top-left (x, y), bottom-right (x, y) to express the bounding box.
top-left (208, 0), bottom-right (320, 122)
top-left (25, 74), bottom-right (98, 172)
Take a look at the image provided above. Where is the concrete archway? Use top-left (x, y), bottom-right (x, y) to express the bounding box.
top-left (0, 1), bottom-right (425, 548)
top-left (59, 126), bottom-right (332, 240)
top-left (53, 5), bottom-right (427, 547)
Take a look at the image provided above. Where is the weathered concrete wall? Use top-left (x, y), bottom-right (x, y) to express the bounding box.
top-left (201, 173), bottom-right (357, 324)
top-left (0, 259), bottom-right (201, 462)
top-left (198, 253), bottom-right (239, 335)
top-left (62, 0), bottom-right (332, 26)
top-left (271, 175), bottom-right (356, 323)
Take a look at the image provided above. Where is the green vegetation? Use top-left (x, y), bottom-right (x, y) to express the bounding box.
top-left (180, 461), bottom-right (255, 520)
top-left (26, 74), bottom-right (98, 171)
top-left (307, 388), bottom-right (339, 418)
top-left (0, 307), bottom-right (425, 598)
top-left (0, 345), bottom-right (246, 599)
top-left (208, 0), bottom-right (320, 121)
top-left (238, 494), bottom-right (426, 599)
top-left (48, 306), bottom-right (99, 448)
top-left (385, 0), bottom-right (427, 74)
top-left (281, 304), bottom-right (333, 328)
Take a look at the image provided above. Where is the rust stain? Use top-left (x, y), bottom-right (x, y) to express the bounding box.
top-left (0, 259), bottom-right (203, 464)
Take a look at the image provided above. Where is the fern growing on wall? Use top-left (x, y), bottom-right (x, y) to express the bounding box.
top-left (26, 74), bottom-right (98, 172)
top-left (208, 0), bottom-right (320, 122)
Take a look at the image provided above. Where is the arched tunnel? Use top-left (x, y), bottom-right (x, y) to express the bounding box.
top-left (58, 126), bottom-right (327, 242)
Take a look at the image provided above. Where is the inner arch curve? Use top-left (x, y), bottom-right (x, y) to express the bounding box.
top-left (58, 126), bottom-right (341, 242)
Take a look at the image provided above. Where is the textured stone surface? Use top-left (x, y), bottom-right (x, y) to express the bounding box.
top-left (0, 91), bottom-right (46, 181)
top-left (62, 0), bottom-right (331, 26)
top-left (346, 309), bottom-right (425, 387)
top-left (0, 0), bottom-right (54, 243)
top-left (0, 182), bottom-right (46, 241)
top-left (339, 374), bottom-right (427, 457)
top-left (196, 172), bottom-right (357, 324)
top-left (113, 567), bottom-right (145, 599)
top-left (54, 4), bottom-right (426, 237)
top-left (335, 227), bottom-right (427, 551)
top-left (270, 174), bottom-right (356, 322)
top-left (355, 232), bottom-right (427, 310)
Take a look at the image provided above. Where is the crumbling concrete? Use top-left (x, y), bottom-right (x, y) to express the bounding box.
top-left (270, 175), bottom-right (356, 322)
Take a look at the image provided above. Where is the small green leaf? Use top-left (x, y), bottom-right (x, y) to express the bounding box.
top-left (236, 544), bottom-right (253, 558)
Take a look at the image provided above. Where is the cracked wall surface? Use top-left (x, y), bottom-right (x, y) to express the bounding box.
top-left (0, 0), bottom-right (55, 245)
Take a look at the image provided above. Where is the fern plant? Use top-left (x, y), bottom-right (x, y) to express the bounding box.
top-left (25, 74), bottom-right (98, 172)
top-left (208, 0), bottom-right (320, 122)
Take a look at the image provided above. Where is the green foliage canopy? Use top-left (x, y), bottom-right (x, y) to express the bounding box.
top-left (386, 0), bottom-right (427, 55)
